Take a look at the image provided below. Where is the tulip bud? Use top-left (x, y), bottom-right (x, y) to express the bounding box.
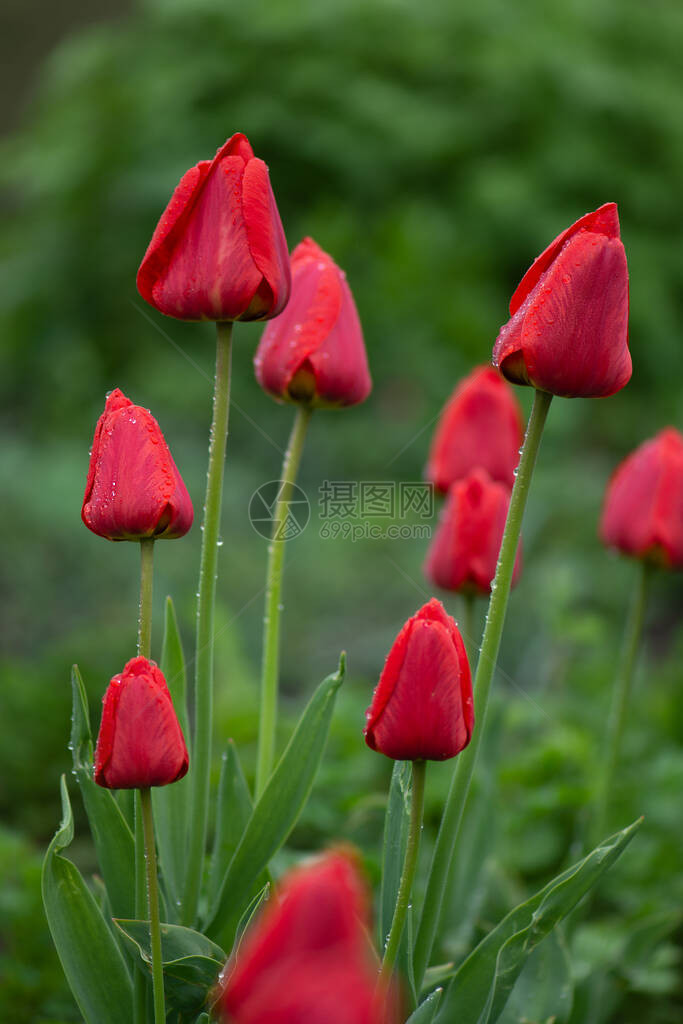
top-left (254, 237), bottom-right (371, 408)
top-left (216, 851), bottom-right (395, 1024)
top-left (493, 203), bottom-right (631, 398)
top-left (82, 388), bottom-right (193, 542)
top-left (94, 656), bottom-right (189, 789)
top-left (364, 599), bottom-right (473, 762)
top-left (424, 469), bottom-right (522, 595)
top-left (600, 427), bottom-right (683, 569)
top-left (137, 133), bottom-right (291, 322)
top-left (425, 365), bottom-right (523, 492)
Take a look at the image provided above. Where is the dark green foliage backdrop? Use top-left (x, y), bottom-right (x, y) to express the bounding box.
top-left (1, 1), bottom-right (681, 1020)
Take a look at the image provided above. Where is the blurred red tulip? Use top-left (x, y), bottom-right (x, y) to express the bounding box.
top-left (216, 851), bottom-right (397, 1024)
top-left (137, 133), bottom-right (290, 322)
top-left (82, 388), bottom-right (193, 541)
top-left (94, 656), bottom-right (189, 789)
top-left (254, 237), bottom-right (371, 407)
top-left (424, 469), bottom-right (521, 595)
top-left (364, 599), bottom-right (473, 762)
top-left (425, 365), bottom-right (523, 492)
top-left (493, 203), bottom-right (631, 397)
top-left (601, 427), bottom-right (683, 569)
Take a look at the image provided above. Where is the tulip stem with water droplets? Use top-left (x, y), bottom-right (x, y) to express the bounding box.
top-left (413, 387), bottom-right (552, 988)
top-left (380, 759), bottom-right (426, 986)
top-left (592, 559), bottom-right (650, 845)
top-left (134, 538), bottom-right (155, 1022)
top-left (255, 403), bottom-right (313, 799)
top-left (140, 787), bottom-right (166, 1024)
top-left (184, 321), bottom-right (233, 926)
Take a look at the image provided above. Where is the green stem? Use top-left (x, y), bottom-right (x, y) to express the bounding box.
top-left (183, 321), bottom-right (233, 926)
top-left (140, 788), bottom-right (165, 1024)
top-left (380, 759), bottom-right (426, 986)
top-left (138, 538), bottom-right (154, 660)
top-left (413, 388), bottom-right (552, 986)
top-left (134, 538), bottom-right (155, 1022)
top-left (255, 404), bottom-right (312, 799)
top-left (592, 559), bottom-right (650, 844)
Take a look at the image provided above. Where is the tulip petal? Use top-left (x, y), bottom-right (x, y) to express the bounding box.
top-left (242, 158), bottom-right (292, 319)
top-left (521, 231), bottom-right (631, 397)
top-left (509, 202), bottom-right (620, 314)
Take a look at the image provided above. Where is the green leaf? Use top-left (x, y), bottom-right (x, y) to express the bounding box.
top-left (379, 760), bottom-right (411, 948)
top-left (207, 740), bottom-right (253, 912)
top-left (497, 930), bottom-right (573, 1024)
top-left (406, 988), bottom-right (443, 1022)
top-left (70, 666), bottom-right (135, 920)
top-left (115, 919), bottom-right (225, 1018)
top-left (153, 597), bottom-right (191, 921)
top-left (204, 656), bottom-right (345, 946)
top-left (437, 818), bottom-right (642, 1024)
top-left (233, 882), bottom-right (271, 950)
top-left (42, 775), bottom-right (133, 1024)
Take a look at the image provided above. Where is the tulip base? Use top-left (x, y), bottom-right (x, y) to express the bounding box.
top-left (380, 759), bottom-right (426, 986)
top-left (414, 387), bottom-right (552, 986)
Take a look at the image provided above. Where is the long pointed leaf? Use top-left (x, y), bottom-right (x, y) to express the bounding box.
top-left (207, 740), bottom-right (253, 911)
top-left (204, 656), bottom-right (345, 946)
top-left (70, 666), bottom-right (135, 920)
top-left (153, 597), bottom-right (191, 920)
top-left (497, 930), bottom-right (573, 1024)
top-left (379, 760), bottom-right (411, 948)
top-left (407, 989), bottom-right (443, 1023)
top-left (42, 776), bottom-right (133, 1024)
top-left (437, 819), bottom-right (642, 1024)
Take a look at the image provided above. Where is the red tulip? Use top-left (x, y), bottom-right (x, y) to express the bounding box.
top-left (364, 599), bottom-right (473, 762)
top-left (493, 203), bottom-right (630, 398)
top-left (425, 365), bottom-right (523, 492)
top-left (216, 851), bottom-right (396, 1024)
top-left (254, 237), bottom-right (371, 407)
top-left (137, 133), bottom-right (290, 322)
top-left (94, 656), bottom-right (189, 789)
top-left (82, 388), bottom-right (193, 541)
top-left (424, 469), bottom-right (521, 595)
top-left (600, 427), bottom-right (683, 569)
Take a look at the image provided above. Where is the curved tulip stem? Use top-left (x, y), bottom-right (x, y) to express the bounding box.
top-left (184, 321), bottom-right (233, 925)
top-left (134, 537), bottom-right (155, 1023)
top-left (413, 387), bottom-right (552, 987)
top-left (592, 560), bottom-right (650, 844)
top-left (380, 759), bottom-right (426, 987)
top-left (140, 787), bottom-right (166, 1024)
top-left (255, 403), bottom-right (313, 799)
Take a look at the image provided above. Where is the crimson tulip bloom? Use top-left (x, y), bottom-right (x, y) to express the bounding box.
top-left (493, 203), bottom-right (631, 398)
top-left (425, 365), bottom-right (523, 492)
top-left (216, 851), bottom-right (395, 1024)
top-left (94, 657), bottom-right (189, 789)
top-left (424, 469), bottom-right (522, 595)
top-left (82, 388), bottom-right (193, 541)
top-left (600, 427), bottom-right (683, 569)
top-left (364, 599), bottom-right (473, 762)
top-left (137, 133), bottom-right (290, 322)
top-left (254, 237), bottom-right (371, 407)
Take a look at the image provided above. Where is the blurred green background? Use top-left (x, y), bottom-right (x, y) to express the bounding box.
top-left (1, 0), bottom-right (681, 1020)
